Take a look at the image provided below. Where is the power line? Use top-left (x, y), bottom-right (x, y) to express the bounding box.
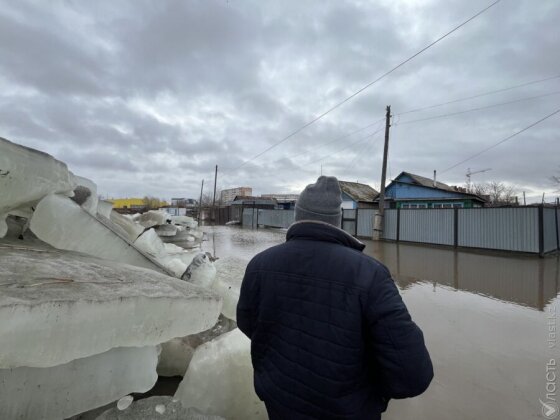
top-left (307, 128), bottom-right (384, 166)
top-left (440, 107), bottom-right (560, 173)
top-left (298, 76), bottom-right (560, 163)
top-left (231, 0), bottom-right (502, 171)
top-left (345, 134), bottom-right (379, 170)
top-left (394, 91), bottom-right (560, 126)
top-left (299, 78), bottom-right (560, 156)
top-left (288, 118), bottom-right (384, 161)
top-left (397, 74), bottom-right (560, 115)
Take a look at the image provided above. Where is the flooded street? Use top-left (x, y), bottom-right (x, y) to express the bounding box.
top-left (203, 225), bottom-right (559, 420)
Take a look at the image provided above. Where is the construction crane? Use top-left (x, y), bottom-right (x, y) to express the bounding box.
top-left (466, 167), bottom-right (492, 191)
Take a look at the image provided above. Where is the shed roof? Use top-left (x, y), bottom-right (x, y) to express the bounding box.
top-left (338, 181), bottom-right (378, 202)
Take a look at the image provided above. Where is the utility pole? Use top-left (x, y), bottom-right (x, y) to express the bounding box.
top-left (198, 179), bottom-right (204, 223)
top-left (212, 165), bottom-right (218, 225)
top-left (523, 191), bottom-right (526, 206)
top-left (374, 105), bottom-right (391, 240)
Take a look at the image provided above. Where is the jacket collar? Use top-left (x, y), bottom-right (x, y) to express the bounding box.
top-left (286, 220), bottom-right (366, 252)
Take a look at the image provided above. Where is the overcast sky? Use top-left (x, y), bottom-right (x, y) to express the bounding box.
top-left (1, 0), bottom-right (559, 202)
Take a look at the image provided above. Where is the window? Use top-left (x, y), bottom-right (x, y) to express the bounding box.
top-left (432, 202), bottom-right (463, 208)
top-left (401, 203), bottom-right (427, 209)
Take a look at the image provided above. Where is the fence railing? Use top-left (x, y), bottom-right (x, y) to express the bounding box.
top-left (383, 207), bottom-right (559, 256)
top-left (242, 208), bottom-right (294, 229)
top-left (239, 206), bottom-right (559, 256)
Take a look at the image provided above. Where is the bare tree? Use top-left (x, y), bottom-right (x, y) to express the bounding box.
top-left (470, 183), bottom-right (488, 197)
top-left (142, 196), bottom-right (163, 210)
top-left (200, 193), bottom-right (214, 207)
top-left (471, 181), bottom-right (518, 206)
top-left (550, 169), bottom-right (560, 192)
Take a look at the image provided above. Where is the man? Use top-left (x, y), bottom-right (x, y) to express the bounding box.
top-left (237, 176), bottom-right (433, 420)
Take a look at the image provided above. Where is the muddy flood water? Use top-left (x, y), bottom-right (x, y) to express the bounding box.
top-left (202, 225), bottom-right (559, 420)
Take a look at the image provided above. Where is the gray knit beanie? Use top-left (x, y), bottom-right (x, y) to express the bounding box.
top-left (295, 176), bottom-right (342, 227)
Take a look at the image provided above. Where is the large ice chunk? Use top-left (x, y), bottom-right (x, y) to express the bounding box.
top-left (133, 227), bottom-right (169, 258)
top-left (161, 229), bottom-right (203, 249)
top-left (133, 229), bottom-right (215, 279)
top-left (183, 253), bottom-right (217, 289)
top-left (158, 315), bottom-right (237, 377)
top-left (212, 256), bottom-right (247, 320)
top-left (0, 346), bottom-right (158, 420)
top-left (97, 200), bottom-right (113, 218)
top-left (0, 137), bottom-right (75, 237)
top-left (95, 396), bottom-right (226, 420)
top-left (155, 224), bottom-right (179, 237)
top-left (71, 175), bottom-right (99, 216)
top-left (109, 210), bottom-right (145, 242)
top-left (134, 228), bottom-right (188, 277)
top-left (168, 215), bottom-right (198, 229)
top-left (174, 329), bottom-right (267, 420)
top-left (0, 244), bottom-right (222, 368)
top-left (137, 210), bottom-right (169, 228)
top-left (29, 194), bottom-right (167, 273)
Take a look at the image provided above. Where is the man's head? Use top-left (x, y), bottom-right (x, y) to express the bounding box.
top-left (295, 176), bottom-right (342, 227)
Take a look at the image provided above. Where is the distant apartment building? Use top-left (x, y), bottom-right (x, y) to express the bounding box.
top-left (220, 187), bottom-right (252, 204)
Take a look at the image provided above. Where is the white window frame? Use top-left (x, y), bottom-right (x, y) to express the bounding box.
top-left (401, 203), bottom-right (427, 209)
top-left (432, 202), bottom-right (463, 209)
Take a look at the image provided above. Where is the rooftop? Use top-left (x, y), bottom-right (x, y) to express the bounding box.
top-left (338, 181), bottom-right (378, 202)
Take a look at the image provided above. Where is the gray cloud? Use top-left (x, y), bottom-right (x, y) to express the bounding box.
top-left (0, 0), bottom-right (558, 203)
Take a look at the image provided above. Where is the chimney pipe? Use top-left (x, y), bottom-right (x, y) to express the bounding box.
top-left (433, 170), bottom-right (437, 187)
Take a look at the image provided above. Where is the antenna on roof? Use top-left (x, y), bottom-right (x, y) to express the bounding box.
top-left (466, 167), bottom-right (492, 191)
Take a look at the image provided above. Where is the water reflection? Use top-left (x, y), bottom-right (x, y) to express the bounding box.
top-left (203, 226), bottom-right (285, 262)
top-left (205, 226), bottom-right (560, 311)
top-left (365, 240), bottom-right (560, 311)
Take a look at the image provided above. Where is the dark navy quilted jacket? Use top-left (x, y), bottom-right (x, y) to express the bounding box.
top-left (237, 221), bottom-right (433, 420)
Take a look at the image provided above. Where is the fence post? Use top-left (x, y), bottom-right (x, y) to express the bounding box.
top-left (256, 207), bottom-right (259, 229)
top-left (355, 208), bottom-right (358, 237)
top-left (396, 208), bottom-right (401, 242)
top-left (454, 207), bottom-right (459, 248)
top-left (538, 205), bottom-right (544, 257)
top-left (554, 206), bottom-right (560, 250)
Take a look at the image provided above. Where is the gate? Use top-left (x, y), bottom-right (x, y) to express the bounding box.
top-left (342, 208), bottom-right (376, 238)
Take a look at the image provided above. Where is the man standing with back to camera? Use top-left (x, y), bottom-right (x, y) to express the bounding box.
top-left (237, 176), bottom-right (433, 420)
